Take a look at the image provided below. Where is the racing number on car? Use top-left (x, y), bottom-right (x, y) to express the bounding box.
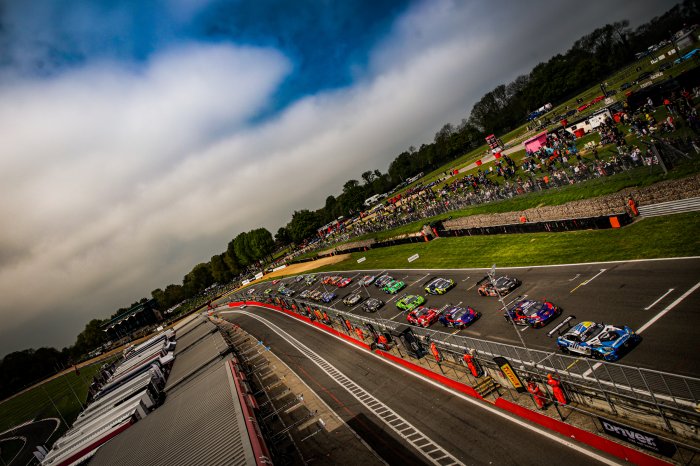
top-left (569, 343), bottom-right (590, 355)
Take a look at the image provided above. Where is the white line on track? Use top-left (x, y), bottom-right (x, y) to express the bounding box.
top-left (583, 281), bottom-right (700, 378)
top-left (232, 311), bottom-right (464, 466)
top-left (637, 281), bottom-right (700, 334)
top-left (227, 306), bottom-right (621, 465)
top-left (461, 276), bottom-right (470, 282)
top-left (410, 273), bottom-right (430, 286)
top-left (570, 269), bottom-right (607, 293)
top-left (466, 284), bottom-right (476, 291)
top-left (643, 288), bottom-right (674, 310)
top-left (568, 274), bottom-right (581, 281)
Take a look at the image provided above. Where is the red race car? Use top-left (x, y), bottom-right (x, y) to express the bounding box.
top-left (337, 277), bottom-right (353, 287)
top-left (407, 306), bottom-right (442, 327)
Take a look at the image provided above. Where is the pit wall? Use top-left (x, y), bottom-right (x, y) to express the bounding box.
top-left (224, 301), bottom-right (672, 466)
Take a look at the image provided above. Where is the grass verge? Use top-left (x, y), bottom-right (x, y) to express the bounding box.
top-left (312, 212), bottom-right (700, 272)
top-left (0, 362), bottom-right (103, 436)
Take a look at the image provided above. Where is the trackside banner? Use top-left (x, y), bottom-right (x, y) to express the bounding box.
top-left (493, 356), bottom-right (526, 393)
top-left (598, 417), bottom-right (677, 458)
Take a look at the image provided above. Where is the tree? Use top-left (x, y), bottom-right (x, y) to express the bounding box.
top-left (275, 227), bottom-right (291, 246)
top-left (151, 288), bottom-right (166, 310)
top-left (164, 284), bottom-right (185, 308)
top-left (210, 254), bottom-right (232, 284)
top-left (287, 210), bottom-right (320, 243)
top-left (183, 263), bottom-right (214, 296)
top-left (233, 232), bottom-right (252, 266)
top-left (361, 171), bottom-right (374, 185)
top-left (71, 319), bottom-right (107, 358)
top-left (247, 228), bottom-right (275, 262)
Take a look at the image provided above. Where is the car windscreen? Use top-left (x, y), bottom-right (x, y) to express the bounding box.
top-left (451, 309), bottom-right (466, 319)
top-left (581, 323), bottom-right (604, 341)
top-left (520, 301), bottom-right (541, 316)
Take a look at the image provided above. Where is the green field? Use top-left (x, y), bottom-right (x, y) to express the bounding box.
top-left (312, 212), bottom-right (700, 272)
top-left (0, 363), bottom-right (103, 438)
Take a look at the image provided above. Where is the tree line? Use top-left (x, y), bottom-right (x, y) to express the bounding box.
top-left (2, 1), bottom-right (696, 400)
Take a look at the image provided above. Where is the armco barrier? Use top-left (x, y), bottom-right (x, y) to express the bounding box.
top-left (221, 301), bottom-right (673, 465)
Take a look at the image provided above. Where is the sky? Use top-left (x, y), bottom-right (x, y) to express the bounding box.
top-left (0, 0), bottom-right (678, 356)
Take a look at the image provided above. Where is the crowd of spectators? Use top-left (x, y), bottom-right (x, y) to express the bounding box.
top-left (283, 93), bottom-right (700, 259)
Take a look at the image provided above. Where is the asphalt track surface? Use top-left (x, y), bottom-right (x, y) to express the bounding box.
top-left (222, 308), bottom-right (623, 466)
top-left (0, 418), bottom-right (59, 465)
top-left (237, 257), bottom-right (700, 377)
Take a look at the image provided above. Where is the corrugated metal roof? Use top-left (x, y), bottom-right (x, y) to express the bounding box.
top-left (174, 315), bottom-right (207, 338)
top-left (174, 319), bottom-right (217, 355)
top-left (165, 330), bottom-right (227, 392)
top-left (89, 359), bottom-right (253, 466)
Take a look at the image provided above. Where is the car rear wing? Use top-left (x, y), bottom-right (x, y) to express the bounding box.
top-left (546, 315), bottom-right (576, 338)
top-left (476, 276), bottom-right (490, 285)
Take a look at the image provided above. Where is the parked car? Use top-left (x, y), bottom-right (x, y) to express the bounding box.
top-left (620, 82), bottom-right (632, 91)
top-left (320, 291), bottom-right (337, 303)
top-left (659, 62), bottom-right (673, 72)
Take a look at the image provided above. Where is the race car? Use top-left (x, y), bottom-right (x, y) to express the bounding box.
top-left (304, 274), bottom-right (318, 285)
top-left (396, 294), bottom-right (425, 311)
top-left (246, 288), bottom-right (256, 295)
top-left (322, 276), bottom-right (341, 285)
top-left (407, 306), bottom-right (442, 327)
top-left (309, 290), bottom-right (322, 301)
top-left (299, 289), bottom-right (311, 299)
top-left (383, 280), bottom-right (406, 294)
top-left (477, 275), bottom-right (521, 297)
top-left (264, 288), bottom-right (274, 295)
top-left (438, 305), bottom-right (481, 328)
top-left (271, 279), bottom-right (281, 285)
top-left (555, 321), bottom-right (641, 361)
top-left (360, 275), bottom-right (376, 286)
top-left (337, 277), bottom-right (353, 287)
top-left (294, 275), bottom-right (304, 282)
top-left (362, 298), bottom-right (384, 313)
top-left (505, 299), bottom-right (561, 328)
top-left (320, 291), bottom-right (337, 303)
top-left (342, 293), bottom-right (363, 306)
top-left (424, 277), bottom-right (455, 295)
top-left (374, 274), bottom-right (393, 287)
top-left (279, 287), bottom-right (295, 297)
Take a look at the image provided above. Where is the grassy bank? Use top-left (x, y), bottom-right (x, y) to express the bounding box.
top-left (312, 212), bottom-right (700, 272)
top-left (0, 362), bottom-right (103, 436)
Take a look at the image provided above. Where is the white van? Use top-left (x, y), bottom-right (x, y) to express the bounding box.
top-left (364, 194), bottom-right (382, 207)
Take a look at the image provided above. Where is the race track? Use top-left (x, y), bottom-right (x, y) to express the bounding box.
top-left (231, 257), bottom-right (700, 376)
top-left (221, 308), bottom-right (622, 465)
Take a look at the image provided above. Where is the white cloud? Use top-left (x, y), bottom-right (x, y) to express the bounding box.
top-left (0, 0), bottom-right (679, 354)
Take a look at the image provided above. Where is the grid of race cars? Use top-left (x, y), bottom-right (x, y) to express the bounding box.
top-left (245, 268), bottom-right (642, 362)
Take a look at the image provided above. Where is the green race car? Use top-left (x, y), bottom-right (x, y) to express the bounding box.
top-left (396, 294), bottom-right (425, 311)
top-left (383, 280), bottom-right (406, 294)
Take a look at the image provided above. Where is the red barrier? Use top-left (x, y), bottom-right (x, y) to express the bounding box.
top-left (224, 302), bottom-right (670, 465)
top-left (494, 398), bottom-right (671, 466)
top-left (375, 349), bottom-right (482, 399)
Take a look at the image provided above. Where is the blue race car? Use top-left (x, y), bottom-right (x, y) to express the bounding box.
top-left (320, 291), bottom-right (337, 303)
top-left (505, 299), bottom-right (561, 328)
top-left (556, 321), bottom-right (641, 361)
top-left (438, 305), bottom-right (480, 328)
